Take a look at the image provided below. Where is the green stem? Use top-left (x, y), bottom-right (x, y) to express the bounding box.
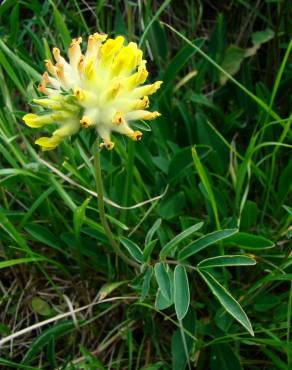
top-left (93, 139), bottom-right (138, 268)
top-left (121, 140), bottom-right (135, 227)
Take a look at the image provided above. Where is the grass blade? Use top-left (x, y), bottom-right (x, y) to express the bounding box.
top-left (0, 257), bottom-right (45, 269)
top-left (192, 146), bottom-right (220, 229)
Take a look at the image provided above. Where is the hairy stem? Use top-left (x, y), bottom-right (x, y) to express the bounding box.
top-left (93, 139), bottom-right (138, 268)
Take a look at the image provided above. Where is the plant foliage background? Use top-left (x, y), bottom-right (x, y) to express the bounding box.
top-left (0, 1), bottom-right (291, 369)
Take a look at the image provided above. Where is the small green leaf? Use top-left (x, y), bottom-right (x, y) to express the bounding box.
top-left (174, 265), bottom-right (190, 320)
top-left (198, 269), bottom-right (254, 335)
top-left (160, 222), bottom-right (204, 258)
top-left (141, 266), bottom-right (153, 301)
top-left (145, 218), bottom-right (162, 246)
top-left (197, 255), bottom-right (256, 268)
top-left (227, 232), bottom-right (274, 249)
top-left (131, 120), bottom-right (152, 131)
top-left (155, 289), bottom-right (173, 310)
top-left (98, 281), bottom-right (128, 300)
top-left (179, 229), bottom-right (238, 260)
top-left (252, 28), bottom-right (275, 45)
top-left (219, 45), bottom-right (246, 85)
top-left (120, 237), bottom-right (143, 263)
top-left (143, 239), bottom-right (158, 262)
top-left (31, 298), bottom-right (52, 317)
top-left (154, 263), bottom-right (172, 301)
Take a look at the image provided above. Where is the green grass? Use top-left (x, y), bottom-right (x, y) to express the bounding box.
top-left (0, 1), bottom-right (291, 369)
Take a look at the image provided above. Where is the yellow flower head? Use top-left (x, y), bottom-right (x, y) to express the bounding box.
top-left (23, 33), bottom-right (162, 151)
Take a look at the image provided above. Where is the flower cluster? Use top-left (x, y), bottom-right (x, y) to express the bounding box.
top-left (23, 33), bottom-right (162, 150)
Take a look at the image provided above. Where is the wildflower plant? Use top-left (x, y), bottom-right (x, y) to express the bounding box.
top-left (20, 31), bottom-right (260, 340)
top-left (1, 2), bottom-right (291, 368)
top-left (23, 33), bottom-right (162, 150)
top-left (22, 33), bottom-right (163, 270)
